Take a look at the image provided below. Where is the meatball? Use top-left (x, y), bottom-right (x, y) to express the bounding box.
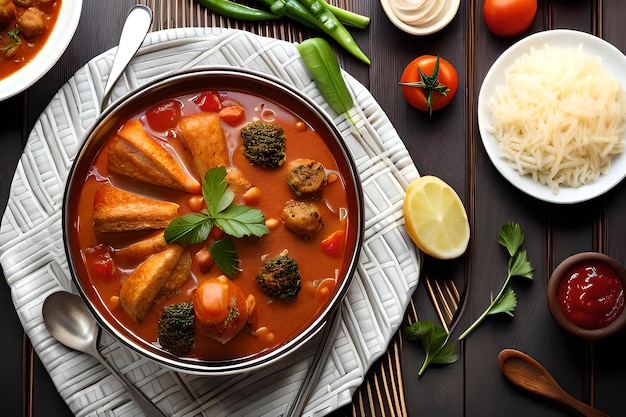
top-left (0, 0), bottom-right (17, 28)
top-left (256, 254), bottom-right (301, 302)
top-left (286, 158), bottom-right (328, 196)
top-left (18, 7), bottom-right (47, 38)
top-left (280, 199), bottom-right (323, 237)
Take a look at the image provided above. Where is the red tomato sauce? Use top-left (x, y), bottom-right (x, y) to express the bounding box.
top-left (73, 90), bottom-right (354, 361)
top-left (0, 1), bottom-right (62, 80)
top-left (556, 261), bottom-right (625, 330)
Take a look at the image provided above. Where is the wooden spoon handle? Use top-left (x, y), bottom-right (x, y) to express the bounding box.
top-left (559, 395), bottom-right (611, 417)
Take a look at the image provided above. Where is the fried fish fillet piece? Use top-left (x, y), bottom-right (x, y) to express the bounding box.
top-left (114, 231), bottom-right (168, 266)
top-left (155, 249), bottom-right (192, 305)
top-left (178, 112), bottom-right (251, 199)
top-left (108, 119), bottom-right (201, 193)
top-left (120, 244), bottom-right (187, 322)
top-left (93, 184), bottom-right (179, 233)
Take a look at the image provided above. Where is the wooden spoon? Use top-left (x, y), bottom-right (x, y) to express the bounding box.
top-left (498, 349), bottom-right (610, 417)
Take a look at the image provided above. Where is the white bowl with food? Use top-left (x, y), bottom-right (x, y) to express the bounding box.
top-left (478, 29), bottom-right (626, 204)
top-left (62, 67), bottom-right (364, 375)
top-left (380, 0), bottom-right (460, 36)
top-left (0, 0), bottom-right (82, 100)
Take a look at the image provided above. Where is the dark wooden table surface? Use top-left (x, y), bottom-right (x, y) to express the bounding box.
top-left (2, 0), bottom-right (625, 416)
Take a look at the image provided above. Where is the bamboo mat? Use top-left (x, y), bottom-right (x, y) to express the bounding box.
top-left (138, 2), bottom-right (462, 416)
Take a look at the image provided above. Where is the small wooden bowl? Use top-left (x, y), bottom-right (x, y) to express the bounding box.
top-left (547, 252), bottom-right (626, 340)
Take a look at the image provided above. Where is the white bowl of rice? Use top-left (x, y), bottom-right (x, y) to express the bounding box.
top-left (478, 29), bottom-right (626, 204)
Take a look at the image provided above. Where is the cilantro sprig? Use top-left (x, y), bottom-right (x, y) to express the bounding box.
top-left (458, 222), bottom-right (534, 340)
top-left (404, 321), bottom-right (459, 376)
top-left (164, 167), bottom-right (269, 276)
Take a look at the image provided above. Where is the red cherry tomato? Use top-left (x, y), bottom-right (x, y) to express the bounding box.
top-left (84, 244), bottom-right (115, 281)
top-left (144, 99), bottom-right (182, 132)
top-left (400, 55), bottom-right (458, 115)
top-left (193, 91), bottom-right (222, 113)
top-left (483, 0), bottom-right (537, 37)
top-left (320, 230), bottom-right (345, 257)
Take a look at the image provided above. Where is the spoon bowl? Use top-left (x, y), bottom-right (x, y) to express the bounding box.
top-left (42, 291), bottom-right (100, 357)
top-left (42, 291), bottom-right (166, 417)
top-left (498, 349), bottom-right (609, 417)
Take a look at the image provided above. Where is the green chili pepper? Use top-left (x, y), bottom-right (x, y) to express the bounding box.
top-left (294, 0), bottom-right (370, 65)
top-left (195, 0), bottom-right (281, 21)
top-left (255, 0), bottom-right (287, 16)
top-left (321, 0), bottom-right (370, 29)
top-left (261, 0), bottom-right (317, 28)
top-left (297, 37), bottom-right (354, 116)
top-left (256, 0), bottom-right (369, 28)
top-left (195, 0), bottom-right (370, 65)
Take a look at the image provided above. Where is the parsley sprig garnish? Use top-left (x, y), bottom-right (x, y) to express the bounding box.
top-left (458, 222), bottom-right (534, 340)
top-left (164, 166), bottom-right (269, 276)
top-left (404, 321), bottom-right (459, 376)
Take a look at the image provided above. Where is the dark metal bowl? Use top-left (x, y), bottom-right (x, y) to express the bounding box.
top-left (63, 67), bottom-right (364, 375)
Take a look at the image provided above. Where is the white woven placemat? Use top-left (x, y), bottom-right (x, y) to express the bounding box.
top-left (0, 28), bottom-right (420, 417)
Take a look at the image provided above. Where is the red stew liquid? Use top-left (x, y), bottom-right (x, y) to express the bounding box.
top-left (557, 261), bottom-right (625, 330)
top-left (74, 90), bottom-right (354, 362)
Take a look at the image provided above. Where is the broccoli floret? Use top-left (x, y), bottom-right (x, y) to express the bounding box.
top-left (240, 122), bottom-right (286, 168)
top-left (256, 255), bottom-right (301, 302)
top-left (157, 302), bottom-right (195, 356)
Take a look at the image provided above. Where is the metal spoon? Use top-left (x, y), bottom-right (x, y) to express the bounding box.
top-left (285, 307), bottom-right (342, 417)
top-left (100, 4), bottom-right (153, 112)
top-left (498, 349), bottom-right (610, 417)
top-left (42, 290), bottom-right (167, 417)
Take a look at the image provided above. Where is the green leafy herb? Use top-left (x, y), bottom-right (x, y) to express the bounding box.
top-left (1, 25), bottom-right (22, 58)
top-left (165, 167), bottom-right (269, 244)
top-left (224, 307), bottom-right (240, 327)
top-left (8, 26), bottom-right (20, 43)
top-left (164, 213), bottom-right (213, 245)
top-left (164, 167), bottom-right (270, 276)
top-left (404, 321), bottom-right (459, 376)
top-left (209, 239), bottom-right (240, 277)
top-left (458, 222), bottom-right (534, 340)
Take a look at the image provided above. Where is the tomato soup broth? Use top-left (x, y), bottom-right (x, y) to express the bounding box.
top-left (73, 90), bottom-right (355, 361)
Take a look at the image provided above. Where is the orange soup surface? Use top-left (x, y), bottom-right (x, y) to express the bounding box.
top-left (73, 90), bottom-right (354, 361)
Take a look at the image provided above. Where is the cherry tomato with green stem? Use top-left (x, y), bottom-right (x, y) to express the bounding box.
top-left (400, 55), bottom-right (458, 116)
top-left (483, 0), bottom-right (537, 37)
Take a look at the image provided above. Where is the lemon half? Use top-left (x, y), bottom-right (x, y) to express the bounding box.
top-left (403, 175), bottom-right (470, 259)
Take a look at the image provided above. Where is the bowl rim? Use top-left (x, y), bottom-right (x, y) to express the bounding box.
top-left (62, 66), bottom-right (365, 375)
top-left (547, 251), bottom-right (626, 340)
top-left (0, 0), bottom-right (83, 100)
